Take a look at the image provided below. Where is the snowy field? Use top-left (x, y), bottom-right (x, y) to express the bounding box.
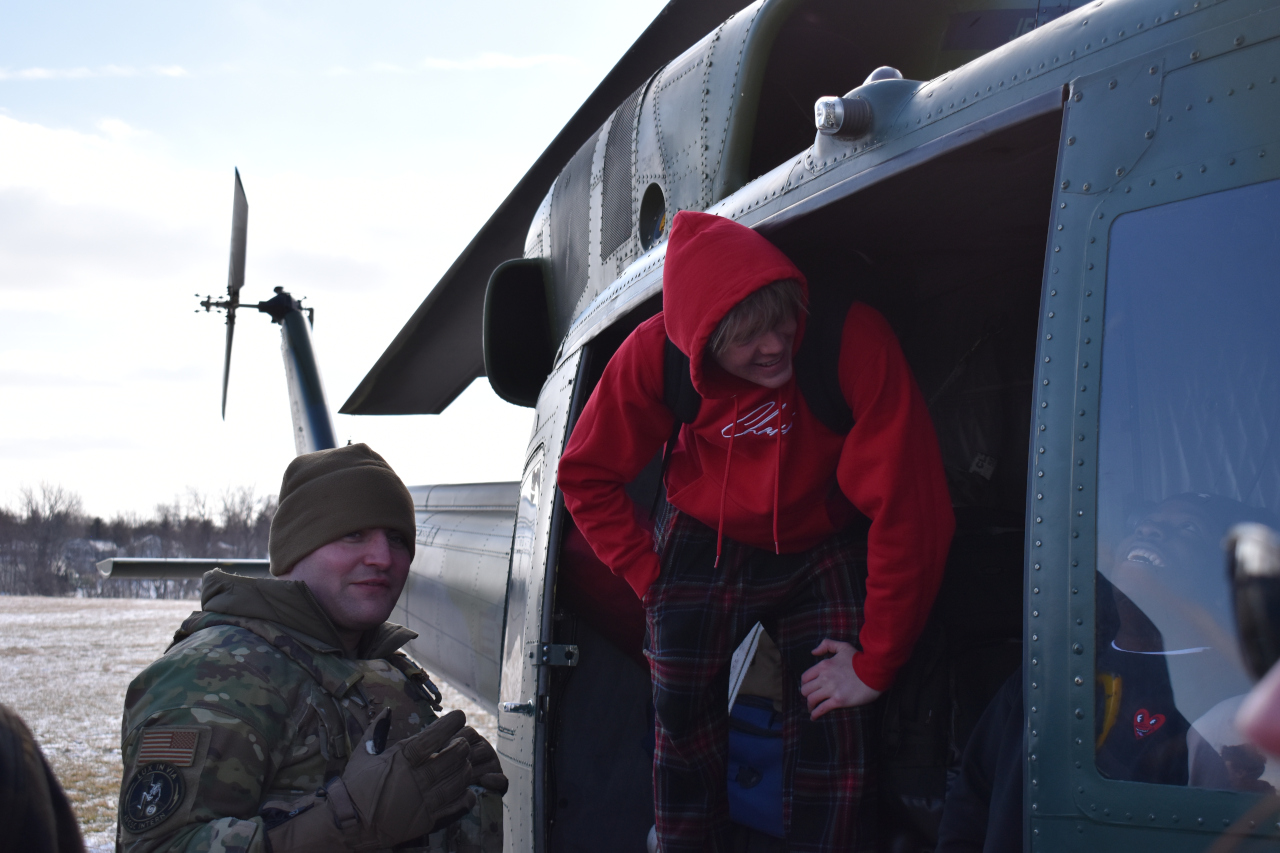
top-left (0, 596), bottom-right (496, 851)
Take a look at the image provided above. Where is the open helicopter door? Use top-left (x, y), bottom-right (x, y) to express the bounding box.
top-left (496, 350), bottom-right (587, 849)
top-left (1032, 19), bottom-right (1280, 851)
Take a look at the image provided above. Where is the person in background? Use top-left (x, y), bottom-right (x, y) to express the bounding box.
top-left (0, 702), bottom-right (84, 853)
top-left (116, 443), bottom-right (507, 853)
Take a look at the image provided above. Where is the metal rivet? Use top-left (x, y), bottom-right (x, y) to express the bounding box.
top-left (1082, 182), bottom-right (1091, 191)
top-left (1051, 289), bottom-right (1057, 296)
top-left (1039, 424), bottom-right (1046, 431)
top-left (1045, 356), bottom-right (1051, 362)
top-left (1046, 333), bottom-right (1052, 340)
top-left (1033, 611), bottom-right (1039, 617)
top-left (1176, 171), bottom-right (1183, 179)
top-left (1150, 95), bottom-right (1159, 105)
top-left (1075, 708), bottom-right (1085, 718)
top-left (1200, 165), bottom-right (1207, 173)
top-left (1191, 50), bottom-right (1200, 60)
top-left (1230, 157), bottom-right (1236, 165)
top-left (1068, 136), bottom-right (1076, 145)
top-left (1235, 35), bottom-right (1245, 46)
top-left (1149, 65), bottom-right (1157, 75)
top-left (1061, 180), bottom-right (1070, 189)
top-left (1043, 379), bottom-right (1050, 386)
top-left (1037, 470), bottom-right (1044, 477)
top-left (1108, 80), bottom-right (1116, 89)
top-left (1145, 129), bottom-right (1154, 139)
top-left (1057, 224), bottom-right (1064, 230)
top-left (1042, 402), bottom-right (1048, 408)
top-left (1083, 361), bottom-right (1089, 367)
top-left (1075, 676), bottom-right (1084, 685)
top-left (1048, 310), bottom-right (1055, 317)
top-left (1078, 459), bottom-right (1085, 466)
top-left (1074, 91), bottom-right (1082, 101)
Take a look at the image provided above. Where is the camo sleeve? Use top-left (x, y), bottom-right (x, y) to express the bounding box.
top-left (118, 626), bottom-right (302, 853)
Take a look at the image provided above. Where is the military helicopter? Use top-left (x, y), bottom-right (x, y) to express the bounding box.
top-left (122, 0), bottom-right (1280, 847)
top-left (342, 0), bottom-right (1280, 847)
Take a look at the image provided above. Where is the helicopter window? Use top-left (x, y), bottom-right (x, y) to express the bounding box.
top-left (639, 183), bottom-right (668, 252)
top-left (1095, 178), bottom-right (1280, 792)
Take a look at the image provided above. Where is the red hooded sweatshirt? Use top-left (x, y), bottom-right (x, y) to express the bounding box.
top-left (557, 211), bottom-right (954, 691)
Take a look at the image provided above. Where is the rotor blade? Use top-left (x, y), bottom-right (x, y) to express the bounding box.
top-left (227, 169), bottom-right (248, 302)
top-left (221, 304), bottom-right (236, 419)
top-left (221, 169), bottom-right (248, 419)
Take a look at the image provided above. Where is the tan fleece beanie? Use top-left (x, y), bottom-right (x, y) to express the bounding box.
top-left (268, 443), bottom-right (416, 576)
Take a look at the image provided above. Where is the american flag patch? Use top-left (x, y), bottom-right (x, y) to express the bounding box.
top-left (137, 729), bottom-right (200, 767)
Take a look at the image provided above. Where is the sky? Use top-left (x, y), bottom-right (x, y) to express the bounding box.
top-left (0, 0), bottom-right (669, 519)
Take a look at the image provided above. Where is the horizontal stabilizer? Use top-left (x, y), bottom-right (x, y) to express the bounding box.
top-left (97, 558), bottom-right (271, 579)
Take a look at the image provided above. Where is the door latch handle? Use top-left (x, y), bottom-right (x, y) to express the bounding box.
top-left (500, 700), bottom-right (536, 716)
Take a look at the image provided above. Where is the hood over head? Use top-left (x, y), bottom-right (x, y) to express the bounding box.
top-left (661, 211), bottom-right (807, 397)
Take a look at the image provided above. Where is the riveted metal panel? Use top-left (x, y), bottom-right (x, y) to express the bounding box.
top-left (497, 350), bottom-right (582, 853)
top-left (549, 136), bottom-right (599, 339)
top-left (600, 85), bottom-right (644, 261)
top-left (1057, 56), bottom-right (1164, 195)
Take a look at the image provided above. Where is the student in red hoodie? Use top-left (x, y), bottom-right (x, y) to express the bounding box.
top-left (557, 211), bottom-right (953, 852)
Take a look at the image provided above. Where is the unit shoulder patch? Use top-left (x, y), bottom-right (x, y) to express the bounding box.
top-left (122, 762), bottom-right (185, 833)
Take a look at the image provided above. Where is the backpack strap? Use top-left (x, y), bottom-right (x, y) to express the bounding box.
top-left (652, 338), bottom-right (702, 518)
top-left (794, 287), bottom-right (858, 435)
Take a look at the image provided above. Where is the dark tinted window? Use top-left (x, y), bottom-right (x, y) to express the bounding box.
top-left (1095, 179), bottom-right (1280, 791)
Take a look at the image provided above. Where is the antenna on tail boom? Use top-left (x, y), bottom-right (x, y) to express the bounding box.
top-left (196, 169), bottom-right (336, 455)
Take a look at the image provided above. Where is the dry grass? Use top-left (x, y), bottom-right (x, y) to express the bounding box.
top-left (0, 596), bottom-right (496, 851)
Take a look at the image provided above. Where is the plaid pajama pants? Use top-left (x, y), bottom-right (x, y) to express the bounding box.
top-left (644, 507), bottom-right (877, 853)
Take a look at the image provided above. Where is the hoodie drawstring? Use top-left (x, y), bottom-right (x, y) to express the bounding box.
top-left (714, 396), bottom-right (739, 568)
top-left (774, 390), bottom-right (782, 555)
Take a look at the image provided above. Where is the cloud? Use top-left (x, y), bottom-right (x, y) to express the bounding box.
top-left (418, 52), bottom-right (579, 71)
top-left (0, 65), bottom-right (187, 82)
top-left (96, 118), bottom-right (146, 141)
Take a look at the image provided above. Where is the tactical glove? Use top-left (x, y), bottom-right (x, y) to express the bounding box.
top-left (265, 708), bottom-right (474, 852)
top-left (458, 726), bottom-right (509, 795)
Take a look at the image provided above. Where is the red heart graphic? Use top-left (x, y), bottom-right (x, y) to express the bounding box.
top-left (1133, 709), bottom-right (1166, 738)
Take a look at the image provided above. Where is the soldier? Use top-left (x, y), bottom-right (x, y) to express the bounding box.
top-left (116, 443), bottom-right (507, 853)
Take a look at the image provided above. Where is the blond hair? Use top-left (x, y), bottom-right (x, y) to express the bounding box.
top-left (708, 279), bottom-right (807, 355)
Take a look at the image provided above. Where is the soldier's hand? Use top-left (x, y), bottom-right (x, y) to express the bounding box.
top-left (458, 725), bottom-right (509, 794)
top-left (265, 709), bottom-right (475, 852)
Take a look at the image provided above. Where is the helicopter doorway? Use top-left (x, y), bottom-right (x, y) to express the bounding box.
top-left (547, 98), bottom-right (1064, 852)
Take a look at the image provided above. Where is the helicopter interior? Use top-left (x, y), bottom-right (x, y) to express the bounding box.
top-left (543, 85), bottom-right (1064, 853)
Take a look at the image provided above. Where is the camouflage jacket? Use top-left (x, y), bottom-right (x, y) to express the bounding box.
top-left (117, 571), bottom-right (456, 853)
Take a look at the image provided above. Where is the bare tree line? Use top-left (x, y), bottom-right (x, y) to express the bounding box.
top-left (0, 484), bottom-right (276, 598)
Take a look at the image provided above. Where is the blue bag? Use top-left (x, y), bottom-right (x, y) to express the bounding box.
top-left (727, 695), bottom-right (784, 838)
